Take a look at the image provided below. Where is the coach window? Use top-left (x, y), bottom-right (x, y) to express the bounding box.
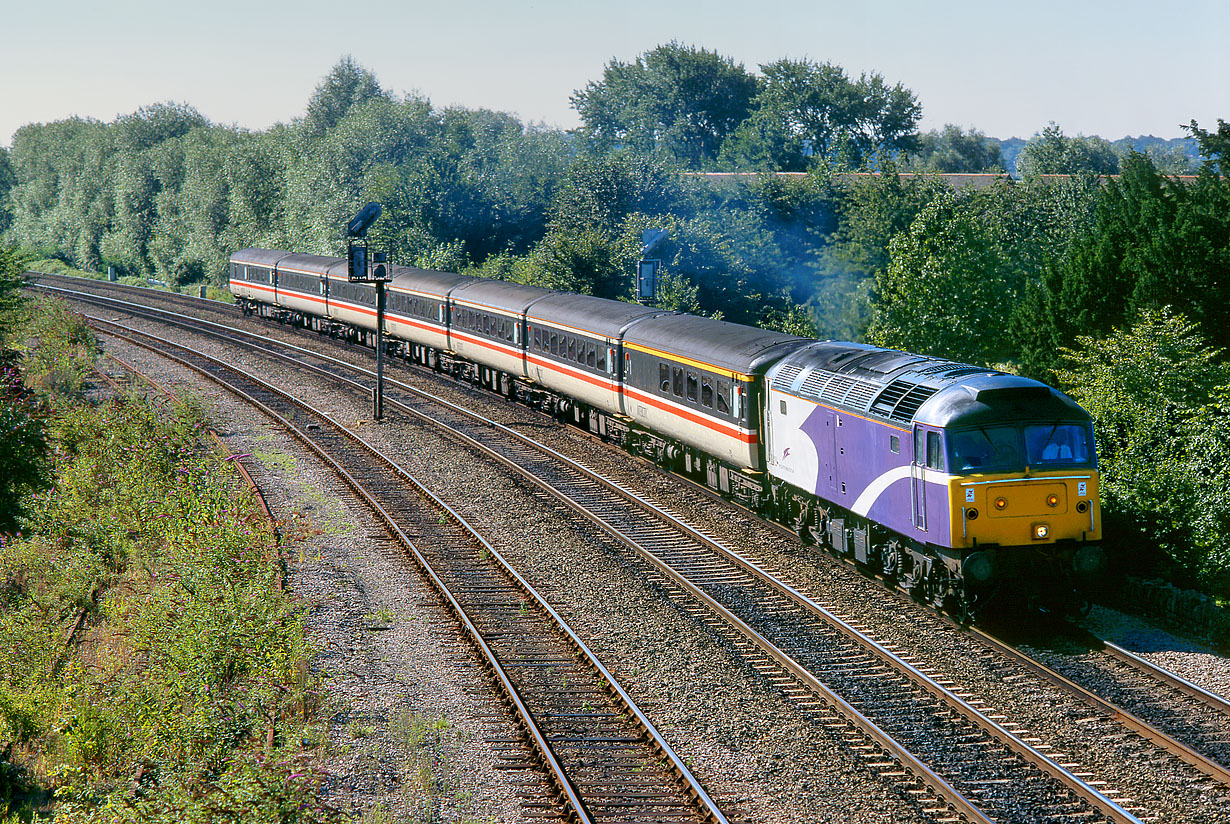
top-left (506, 320), bottom-right (514, 342)
top-left (686, 371), bottom-right (698, 403)
top-left (550, 333), bottom-right (558, 355)
top-left (587, 344), bottom-right (596, 369)
top-left (659, 363), bottom-right (670, 391)
top-left (716, 380), bottom-right (731, 416)
top-left (672, 367), bottom-right (683, 398)
top-left (567, 337), bottom-right (576, 361)
top-left (701, 376), bottom-right (713, 408)
top-left (596, 346), bottom-right (606, 372)
top-left (534, 328), bottom-right (541, 350)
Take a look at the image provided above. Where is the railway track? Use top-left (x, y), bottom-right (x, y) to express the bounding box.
top-left (41, 276), bottom-right (1230, 822)
top-left (88, 317), bottom-right (728, 824)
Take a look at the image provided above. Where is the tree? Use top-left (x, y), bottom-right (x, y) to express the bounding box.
top-left (303, 56), bottom-right (389, 137)
top-left (1015, 122), bottom-right (1119, 178)
top-left (1056, 308), bottom-right (1230, 592)
top-left (720, 58), bottom-right (920, 171)
top-left (1185, 118), bottom-right (1230, 176)
top-left (1035, 152), bottom-right (1230, 365)
top-left (867, 177), bottom-right (1095, 365)
top-left (0, 147), bottom-right (14, 233)
top-left (904, 125), bottom-right (1004, 173)
top-left (571, 43), bottom-right (758, 166)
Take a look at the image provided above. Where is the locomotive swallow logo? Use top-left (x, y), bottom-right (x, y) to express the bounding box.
top-left (783, 448), bottom-right (791, 460)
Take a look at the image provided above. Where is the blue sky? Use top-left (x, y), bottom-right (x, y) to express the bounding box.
top-left (2, 0), bottom-right (1227, 147)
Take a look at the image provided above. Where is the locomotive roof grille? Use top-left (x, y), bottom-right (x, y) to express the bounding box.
top-left (772, 362), bottom-right (806, 392)
top-left (889, 384), bottom-right (941, 422)
top-left (870, 379), bottom-right (912, 416)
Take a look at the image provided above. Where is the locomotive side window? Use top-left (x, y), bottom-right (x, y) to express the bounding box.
top-left (672, 367), bottom-right (683, 397)
top-left (926, 431), bottom-right (945, 471)
top-left (660, 363), bottom-right (670, 392)
top-left (890, 435), bottom-right (900, 454)
top-left (716, 380), bottom-right (731, 415)
top-left (701, 376), bottom-right (713, 408)
top-left (686, 371), bottom-right (698, 403)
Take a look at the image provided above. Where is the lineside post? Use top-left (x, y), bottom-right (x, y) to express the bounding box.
top-left (375, 280), bottom-right (385, 420)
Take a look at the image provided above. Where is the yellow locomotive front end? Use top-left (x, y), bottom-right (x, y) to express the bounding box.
top-left (938, 418), bottom-right (1106, 596)
top-left (952, 470), bottom-right (1101, 549)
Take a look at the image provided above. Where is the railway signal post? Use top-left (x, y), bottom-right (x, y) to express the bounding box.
top-left (346, 202), bottom-right (391, 420)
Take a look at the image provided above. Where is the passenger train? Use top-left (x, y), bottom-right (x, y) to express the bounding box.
top-left (230, 247), bottom-right (1105, 615)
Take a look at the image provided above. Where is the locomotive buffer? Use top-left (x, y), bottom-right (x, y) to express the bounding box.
top-left (347, 202), bottom-right (391, 420)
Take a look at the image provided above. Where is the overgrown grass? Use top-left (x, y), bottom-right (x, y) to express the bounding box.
top-left (0, 299), bottom-right (337, 822)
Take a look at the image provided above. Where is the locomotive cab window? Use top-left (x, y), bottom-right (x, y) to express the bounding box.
top-left (1024, 423), bottom-right (1092, 467)
top-left (950, 426), bottom-right (1020, 473)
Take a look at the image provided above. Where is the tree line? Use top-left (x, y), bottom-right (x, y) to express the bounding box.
top-left (1, 49), bottom-right (1228, 594)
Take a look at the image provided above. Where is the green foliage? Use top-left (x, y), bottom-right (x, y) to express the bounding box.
top-left (867, 178), bottom-right (1096, 364)
top-left (1015, 122), bottom-right (1120, 178)
top-left (1055, 309), bottom-right (1230, 593)
top-left (719, 58), bottom-right (921, 171)
top-left (571, 42), bottom-right (758, 167)
top-left (1029, 152), bottom-right (1230, 373)
top-left (302, 55), bottom-right (389, 137)
top-left (0, 391), bottom-right (334, 822)
top-left (1184, 118), bottom-right (1230, 176)
top-left (903, 125), bottom-right (1005, 173)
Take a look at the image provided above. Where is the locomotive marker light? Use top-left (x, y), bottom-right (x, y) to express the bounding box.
top-left (635, 228), bottom-right (668, 304)
top-left (345, 202), bottom-right (391, 420)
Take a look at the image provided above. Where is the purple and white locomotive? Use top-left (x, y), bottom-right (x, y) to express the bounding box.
top-left (230, 248), bottom-right (1104, 614)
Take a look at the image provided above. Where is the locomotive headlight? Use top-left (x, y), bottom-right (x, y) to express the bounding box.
top-left (994, 497), bottom-right (1008, 510)
top-left (1046, 494), bottom-right (1060, 508)
top-left (1032, 523), bottom-right (1050, 540)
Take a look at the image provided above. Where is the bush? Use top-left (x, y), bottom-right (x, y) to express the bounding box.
top-left (1056, 307), bottom-right (1230, 595)
top-left (1, 392), bottom-right (336, 822)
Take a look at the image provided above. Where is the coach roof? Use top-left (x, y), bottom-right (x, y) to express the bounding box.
top-left (528, 293), bottom-right (673, 339)
top-left (624, 314), bottom-right (811, 375)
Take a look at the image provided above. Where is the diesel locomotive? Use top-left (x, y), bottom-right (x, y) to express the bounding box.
top-left (230, 247), bottom-right (1105, 615)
